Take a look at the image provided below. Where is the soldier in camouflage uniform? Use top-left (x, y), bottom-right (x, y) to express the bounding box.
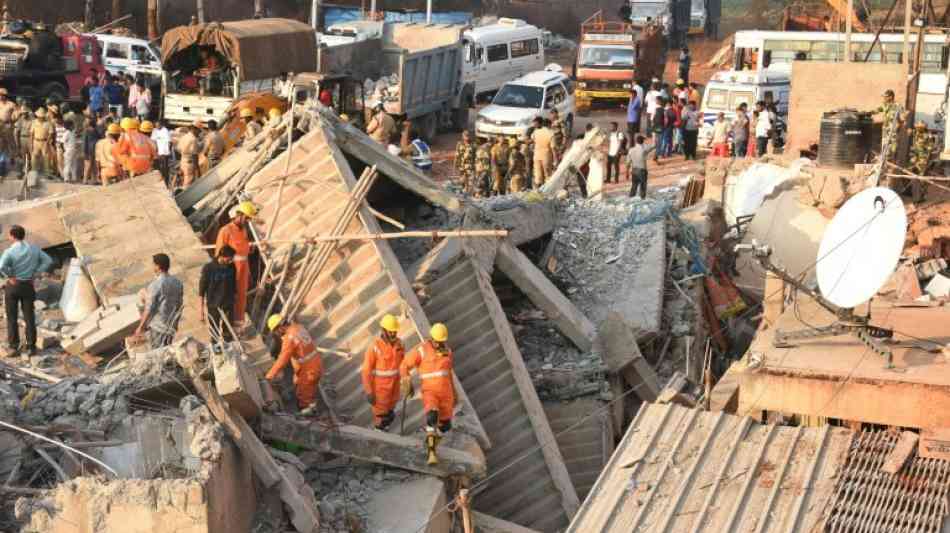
top-left (909, 121), bottom-right (934, 202)
top-left (521, 133), bottom-right (533, 187)
top-left (13, 100), bottom-right (32, 172)
top-left (490, 136), bottom-right (509, 196)
top-left (873, 89), bottom-right (905, 160)
top-left (454, 130), bottom-right (476, 193)
top-left (507, 137), bottom-right (527, 193)
top-left (474, 140), bottom-right (492, 198)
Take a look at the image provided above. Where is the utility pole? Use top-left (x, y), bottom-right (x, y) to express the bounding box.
top-left (254, 0), bottom-right (264, 18)
top-left (197, 0), bottom-right (205, 24)
top-left (85, 0), bottom-right (95, 29)
top-left (310, 0), bottom-right (321, 30)
top-left (147, 0), bottom-right (158, 40)
top-left (426, 0), bottom-right (432, 23)
top-left (900, 0), bottom-right (928, 167)
top-left (111, 0), bottom-right (122, 22)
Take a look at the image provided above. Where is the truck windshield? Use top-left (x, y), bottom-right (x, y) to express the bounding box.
top-left (578, 44), bottom-right (635, 68)
top-left (493, 84), bottom-right (543, 108)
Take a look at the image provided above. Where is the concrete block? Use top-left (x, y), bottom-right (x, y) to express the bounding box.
top-left (366, 477), bottom-right (450, 533)
top-left (917, 259), bottom-right (948, 280)
top-left (212, 346), bottom-right (264, 421)
top-left (62, 300), bottom-right (140, 355)
top-left (925, 273), bottom-right (950, 298)
top-left (919, 428), bottom-right (950, 460)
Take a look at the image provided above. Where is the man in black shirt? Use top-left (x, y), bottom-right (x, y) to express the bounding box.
top-left (199, 245), bottom-right (236, 340)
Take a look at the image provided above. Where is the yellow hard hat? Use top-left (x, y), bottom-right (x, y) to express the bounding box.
top-left (676, 78), bottom-right (685, 85)
top-left (106, 123), bottom-right (122, 135)
top-left (236, 201), bottom-right (258, 217)
top-left (430, 323), bottom-right (448, 342)
top-left (240, 107), bottom-right (254, 118)
top-left (339, 113), bottom-right (350, 122)
top-left (120, 117), bottom-right (138, 131)
top-left (267, 314), bottom-right (283, 331)
top-left (380, 314), bottom-right (400, 333)
top-left (268, 107), bottom-right (281, 118)
top-left (139, 120), bottom-right (154, 133)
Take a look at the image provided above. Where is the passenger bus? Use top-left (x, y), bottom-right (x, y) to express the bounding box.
top-left (731, 30), bottom-right (949, 128)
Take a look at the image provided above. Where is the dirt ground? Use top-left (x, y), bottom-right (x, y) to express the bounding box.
top-left (428, 37), bottom-right (724, 196)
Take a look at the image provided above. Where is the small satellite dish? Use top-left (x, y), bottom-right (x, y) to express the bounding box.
top-left (816, 186), bottom-right (906, 309)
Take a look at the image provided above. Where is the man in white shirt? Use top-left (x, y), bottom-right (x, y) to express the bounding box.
top-left (605, 121), bottom-right (626, 184)
top-left (754, 101), bottom-right (772, 156)
top-left (151, 119), bottom-right (172, 187)
top-left (643, 79), bottom-right (661, 134)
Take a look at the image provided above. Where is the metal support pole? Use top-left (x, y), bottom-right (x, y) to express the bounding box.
top-left (426, 0), bottom-right (432, 23)
top-left (845, 0), bottom-right (853, 62)
top-left (903, 0), bottom-right (912, 65)
top-left (311, 0), bottom-right (320, 30)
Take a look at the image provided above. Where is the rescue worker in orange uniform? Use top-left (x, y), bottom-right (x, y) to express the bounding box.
top-left (214, 201), bottom-right (256, 325)
top-left (361, 314), bottom-right (405, 431)
top-left (400, 323), bottom-right (456, 465)
top-left (112, 117), bottom-right (157, 177)
top-left (265, 314), bottom-right (323, 415)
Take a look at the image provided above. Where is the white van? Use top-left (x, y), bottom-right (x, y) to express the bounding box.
top-left (463, 18), bottom-right (544, 102)
top-left (317, 20), bottom-right (384, 48)
top-left (698, 69), bottom-right (790, 146)
top-left (92, 34), bottom-right (163, 77)
top-left (475, 68), bottom-right (575, 140)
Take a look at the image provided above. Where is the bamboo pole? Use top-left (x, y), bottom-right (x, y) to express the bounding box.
top-left (147, 0), bottom-right (159, 40)
top-left (195, 229), bottom-right (508, 250)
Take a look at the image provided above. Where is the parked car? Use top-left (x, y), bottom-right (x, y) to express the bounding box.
top-left (92, 33), bottom-right (163, 78)
top-left (475, 67), bottom-right (575, 140)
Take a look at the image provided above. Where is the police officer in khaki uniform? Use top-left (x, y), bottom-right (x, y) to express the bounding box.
top-left (0, 88), bottom-right (17, 160)
top-left (177, 123), bottom-right (200, 188)
top-left (366, 102), bottom-right (396, 145)
top-left (13, 101), bottom-right (32, 172)
top-left (29, 107), bottom-right (54, 174)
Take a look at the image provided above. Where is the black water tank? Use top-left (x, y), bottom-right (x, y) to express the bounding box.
top-left (818, 109), bottom-right (873, 168)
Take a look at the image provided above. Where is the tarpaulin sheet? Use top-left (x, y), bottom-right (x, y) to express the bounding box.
top-left (160, 18), bottom-right (317, 81)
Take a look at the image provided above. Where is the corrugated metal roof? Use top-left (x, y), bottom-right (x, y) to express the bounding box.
top-left (568, 403), bottom-right (853, 532)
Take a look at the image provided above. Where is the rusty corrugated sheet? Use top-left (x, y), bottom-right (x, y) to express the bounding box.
top-left (825, 431), bottom-right (950, 533)
top-left (567, 403), bottom-right (853, 532)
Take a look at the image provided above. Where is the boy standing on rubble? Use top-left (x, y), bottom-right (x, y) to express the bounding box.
top-left (199, 245), bottom-right (236, 341)
top-left (0, 225), bottom-right (53, 358)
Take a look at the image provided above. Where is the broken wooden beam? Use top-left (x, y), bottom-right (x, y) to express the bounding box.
top-left (260, 414), bottom-right (487, 479)
top-left (598, 313), bottom-right (660, 402)
top-left (183, 342), bottom-right (319, 533)
top-left (495, 240), bottom-right (596, 352)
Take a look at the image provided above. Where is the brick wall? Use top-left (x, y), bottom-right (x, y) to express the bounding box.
top-left (786, 61), bottom-right (906, 154)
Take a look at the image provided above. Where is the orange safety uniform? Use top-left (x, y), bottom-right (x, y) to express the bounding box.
top-left (265, 323), bottom-right (323, 408)
top-left (361, 336), bottom-right (405, 427)
top-left (401, 341), bottom-right (455, 424)
top-left (215, 220), bottom-right (251, 322)
top-left (112, 130), bottom-right (157, 176)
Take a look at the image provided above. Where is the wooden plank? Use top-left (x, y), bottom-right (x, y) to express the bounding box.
top-left (470, 259), bottom-right (581, 519)
top-left (260, 414), bottom-right (487, 479)
top-left (881, 431), bottom-right (919, 474)
top-left (184, 342), bottom-right (320, 533)
top-left (319, 117), bottom-right (491, 451)
top-left (495, 240), bottom-right (595, 352)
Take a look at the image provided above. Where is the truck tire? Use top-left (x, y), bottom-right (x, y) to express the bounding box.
top-left (40, 82), bottom-right (67, 104)
top-left (419, 112), bottom-right (439, 143)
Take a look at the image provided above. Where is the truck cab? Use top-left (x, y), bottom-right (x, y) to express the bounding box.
top-left (0, 28), bottom-right (101, 103)
top-left (291, 72), bottom-right (367, 128)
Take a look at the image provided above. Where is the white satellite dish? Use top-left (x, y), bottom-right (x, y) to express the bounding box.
top-left (816, 186), bottom-right (906, 309)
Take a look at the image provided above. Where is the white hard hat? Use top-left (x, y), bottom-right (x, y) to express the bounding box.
top-left (387, 144), bottom-right (401, 157)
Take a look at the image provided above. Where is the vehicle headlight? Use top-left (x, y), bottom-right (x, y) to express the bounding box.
top-left (622, 83), bottom-right (632, 89)
top-left (577, 82), bottom-right (587, 88)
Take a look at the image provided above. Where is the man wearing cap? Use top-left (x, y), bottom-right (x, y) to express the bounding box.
top-left (0, 88), bottom-right (16, 160)
top-left (366, 102), bottom-right (395, 145)
top-left (177, 123), bottom-right (200, 187)
top-left (400, 323), bottom-right (456, 465)
top-left (29, 108), bottom-right (54, 175)
top-left (13, 101), bottom-right (31, 172)
top-left (96, 123), bottom-right (122, 185)
top-left (240, 107), bottom-right (262, 144)
top-left (215, 202), bottom-right (257, 325)
top-left (362, 314), bottom-right (405, 431)
top-left (266, 108), bottom-right (282, 140)
top-left (113, 117), bottom-right (156, 177)
top-left (265, 314), bottom-right (323, 415)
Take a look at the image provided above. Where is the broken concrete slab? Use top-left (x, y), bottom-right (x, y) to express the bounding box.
top-left (473, 512), bottom-right (543, 533)
top-left (925, 273), bottom-right (950, 298)
top-left (62, 298), bottom-right (140, 355)
top-left (212, 345), bottom-right (264, 421)
top-left (495, 240), bottom-right (595, 352)
top-left (597, 313), bottom-right (660, 402)
top-left (881, 431), bottom-right (919, 474)
top-left (544, 398), bottom-right (613, 501)
top-left (260, 414), bottom-right (487, 479)
top-left (472, 198), bottom-right (557, 247)
top-left (0, 195), bottom-right (76, 254)
top-left (365, 477), bottom-right (451, 533)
